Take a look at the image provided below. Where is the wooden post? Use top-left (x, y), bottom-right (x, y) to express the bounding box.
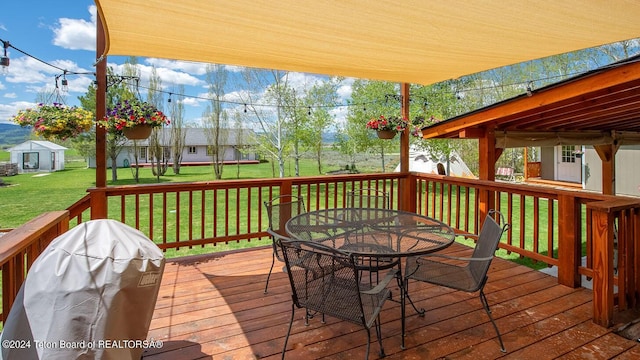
top-left (478, 127), bottom-right (496, 223)
top-left (399, 83), bottom-right (411, 211)
top-left (557, 194), bottom-right (581, 287)
top-left (594, 144), bottom-right (618, 195)
top-left (524, 147), bottom-right (529, 180)
top-left (587, 200), bottom-right (620, 327)
top-left (92, 14), bottom-right (108, 219)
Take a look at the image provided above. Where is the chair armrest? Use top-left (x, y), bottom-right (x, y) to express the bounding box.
top-left (268, 228), bottom-right (291, 241)
top-left (457, 233), bottom-right (478, 240)
top-left (361, 268), bottom-right (399, 295)
top-left (416, 253), bottom-right (493, 263)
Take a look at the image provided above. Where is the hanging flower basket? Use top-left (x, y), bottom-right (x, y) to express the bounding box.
top-left (122, 124), bottom-right (153, 140)
top-left (97, 99), bottom-right (170, 139)
top-left (366, 115), bottom-right (408, 139)
top-left (11, 103), bottom-right (94, 141)
top-left (377, 130), bottom-right (397, 139)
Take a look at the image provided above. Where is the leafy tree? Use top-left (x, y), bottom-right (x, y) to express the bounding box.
top-left (203, 64), bottom-right (228, 180)
top-left (147, 66), bottom-right (169, 181)
top-left (343, 80), bottom-right (398, 172)
top-left (239, 69), bottom-right (291, 177)
top-left (300, 77), bottom-right (343, 174)
top-left (169, 85), bottom-right (187, 174)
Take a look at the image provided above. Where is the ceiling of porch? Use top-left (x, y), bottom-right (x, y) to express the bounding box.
top-left (420, 55), bottom-right (640, 148)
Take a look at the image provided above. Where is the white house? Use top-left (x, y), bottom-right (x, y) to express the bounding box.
top-left (528, 144), bottom-right (640, 197)
top-left (87, 127), bottom-right (259, 168)
top-left (8, 140), bottom-right (67, 173)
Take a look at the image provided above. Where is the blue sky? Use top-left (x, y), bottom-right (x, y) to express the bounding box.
top-left (0, 1), bottom-right (353, 126)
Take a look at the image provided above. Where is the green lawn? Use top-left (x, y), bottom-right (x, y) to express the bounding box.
top-left (0, 149), bottom-right (397, 229)
top-left (1, 150), bottom-right (570, 269)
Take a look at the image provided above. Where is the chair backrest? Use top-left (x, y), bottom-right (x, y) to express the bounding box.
top-left (264, 195), bottom-right (307, 237)
top-left (347, 188), bottom-right (389, 209)
top-left (278, 240), bottom-right (367, 326)
top-left (469, 210), bottom-right (510, 282)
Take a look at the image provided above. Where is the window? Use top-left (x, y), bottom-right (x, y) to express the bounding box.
top-left (140, 147), bottom-right (147, 159)
top-left (561, 146), bottom-right (576, 163)
top-left (23, 152), bottom-right (39, 170)
top-left (188, 146), bottom-right (197, 154)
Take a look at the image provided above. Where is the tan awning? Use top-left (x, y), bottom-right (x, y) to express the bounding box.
top-left (94, 0), bottom-right (640, 85)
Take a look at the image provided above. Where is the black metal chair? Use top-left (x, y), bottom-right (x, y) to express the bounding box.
top-left (404, 209), bottom-right (510, 352)
top-left (344, 189), bottom-right (396, 286)
top-left (278, 239), bottom-right (397, 359)
top-left (263, 195), bottom-right (307, 294)
top-left (346, 187), bottom-right (389, 209)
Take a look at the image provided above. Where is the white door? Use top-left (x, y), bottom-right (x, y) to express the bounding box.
top-left (556, 145), bottom-right (582, 183)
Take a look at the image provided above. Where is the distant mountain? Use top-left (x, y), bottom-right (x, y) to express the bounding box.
top-left (0, 123), bottom-right (30, 148)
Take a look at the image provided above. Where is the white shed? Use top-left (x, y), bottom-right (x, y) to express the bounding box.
top-left (8, 140), bottom-right (67, 173)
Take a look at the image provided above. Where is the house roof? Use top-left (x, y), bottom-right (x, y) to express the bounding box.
top-left (127, 128), bottom-right (257, 146)
top-left (8, 140), bottom-right (68, 152)
top-left (420, 55), bottom-right (640, 147)
top-left (95, 0), bottom-right (640, 85)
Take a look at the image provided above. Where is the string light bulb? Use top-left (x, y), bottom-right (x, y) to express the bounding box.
top-left (0, 40), bottom-right (9, 75)
top-left (526, 81), bottom-right (534, 97)
top-left (60, 71), bottom-right (68, 92)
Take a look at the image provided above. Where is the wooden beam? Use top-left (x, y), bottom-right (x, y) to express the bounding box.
top-left (458, 127), bottom-right (485, 138)
top-left (593, 144), bottom-right (619, 195)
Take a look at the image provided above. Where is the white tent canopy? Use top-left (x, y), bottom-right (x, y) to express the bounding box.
top-left (394, 147), bottom-right (475, 178)
top-left (95, 0), bottom-right (640, 85)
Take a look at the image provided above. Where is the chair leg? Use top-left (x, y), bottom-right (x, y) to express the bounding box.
top-left (479, 290), bottom-right (506, 353)
top-left (364, 327), bottom-right (371, 360)
top-left (282, 303), bottom-right (295, 360)
top-left (265, 251), bottom-right (276, 294)
top-left (374, 316), bottom-right (386, 358)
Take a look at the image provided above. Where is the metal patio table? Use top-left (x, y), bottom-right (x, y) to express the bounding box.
top-left (285, 207), bottom-right (456, 349)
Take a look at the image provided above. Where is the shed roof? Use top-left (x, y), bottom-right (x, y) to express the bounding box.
top-left (8, 140), bottom-right (68, 152)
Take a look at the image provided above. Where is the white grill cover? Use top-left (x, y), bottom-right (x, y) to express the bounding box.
top-left (0, 219), bottom-right (165, 360)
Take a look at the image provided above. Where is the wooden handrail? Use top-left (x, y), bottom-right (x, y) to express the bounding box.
top-left (0, 210), bottom-right (69, 323)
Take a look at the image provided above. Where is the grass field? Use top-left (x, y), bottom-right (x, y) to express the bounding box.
top-left (0, 148), bottom-right (399, 229)
top-left (1, 147), bottom-right (566, 271)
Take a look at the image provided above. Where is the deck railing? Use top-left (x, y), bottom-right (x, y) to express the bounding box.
top-left (1, 172), bottom-right (639, 326)
top-left (0, 211), bottom-right (69, 322)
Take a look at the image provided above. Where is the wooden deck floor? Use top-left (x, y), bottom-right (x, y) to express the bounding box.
top-left (141, 244), bottom-right (640, 360)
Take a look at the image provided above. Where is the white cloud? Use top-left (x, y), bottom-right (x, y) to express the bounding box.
top-left (5, 56), bottom-right (56, 84)
top-left (0, 100), bottom-right (37, 124)
top-left (108, 62), bottom-right (204, 89)
top-left (145, 59), bottom-right (209, 76)
top-left (337, 78), bottom-right (354, 101)
top-left (4, 93), bottom-right (17, 99)
top-left (52, 5), bottom-right (96, 51)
